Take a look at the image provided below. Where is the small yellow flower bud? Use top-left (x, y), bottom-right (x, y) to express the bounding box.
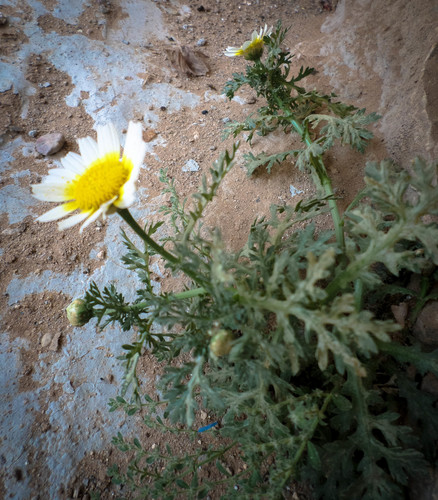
top-left (209, 329), bottom-right (233, 357)
top-left (66, 299), bottom-right (92, 327)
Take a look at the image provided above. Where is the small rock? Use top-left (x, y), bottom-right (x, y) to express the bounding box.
top-left (201, 109), bottom-right (208, 115)
top-left (96, 250), bottom-right (106, 260)
top-left (38, 82), bottom-right (51, 88)
top-left (222, 117), bottom-right (231, 124)
top-left (200, 410), bottom-right (207, 420)
top-left (49, 331), bottom-right (61, 351)
top-left (245, 96), bottom-right (257, 104)
top-left (197, 38), bottom-right (207, 46)
top-left (0, 13), bottom-right (8, 25)
top-left (413, 300), bottom-right (438, 347)
top-left (41, 333), bottom-right (52, 348)
top-left (35, 132), bottom-right (65, 155)
top-left (143, 129), bottom-right (157, 142)
top-left (209, 145), bottom-right (217, 151)
top-left (28, 130), bottom-right (38, 138)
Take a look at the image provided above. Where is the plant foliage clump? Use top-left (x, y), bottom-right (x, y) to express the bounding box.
top-left (80, 23), bottom-right (438, 499)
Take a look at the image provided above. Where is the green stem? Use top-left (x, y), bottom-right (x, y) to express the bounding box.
top-left (290, 119), bottom-right (345, 250)
top-left (354, 279), bottom-right (364, 311)
top-left (117, 208), bottom-right (179, 264)
top-left (117, 208), bottom-right (205, 287)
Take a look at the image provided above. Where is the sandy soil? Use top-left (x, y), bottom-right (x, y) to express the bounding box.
top-left (0, 0), bottom-right (437, 498)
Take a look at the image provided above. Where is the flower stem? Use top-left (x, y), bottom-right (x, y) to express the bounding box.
top-left (117, 208), bottom-right (205, 287)
top-left (291, 119), bottom-right (345, 250)
top-left (117, 208), bottom-right (179, 264)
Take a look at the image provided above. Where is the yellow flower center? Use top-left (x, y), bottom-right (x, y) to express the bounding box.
top-left (242, 38), bottom-right (264, 61)
top-left (65, 152), bottom-right (132, 212)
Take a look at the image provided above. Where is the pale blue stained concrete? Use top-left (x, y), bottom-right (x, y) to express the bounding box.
top-left (0, 0), bottom-right (200, 497)
top-left (0, 184), bottom-right (40, 225)
top-left (290, 184), bottom-right (304, 197)
top-left (0, 333), bottom-right (37, 500)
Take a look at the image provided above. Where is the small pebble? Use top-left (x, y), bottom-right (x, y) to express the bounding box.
top-left (41, 333), bottom-right (52, 348)
top-left (122, 39), bottom-right (130, 45)
top-left (197, 38), bottom-right (207, 46)
top-left (143, 129), bottom-right (157, 142)
top-left (28, 130), bottom-right (38, 138)
top-left (222, 117), bottom-right (231, 124)
top-left (201, 109), bottom-right (208, 115)
top-left (0, 13), bottom-right (8, 25)
top-left (209, 145), bottom-right (217, 151)
top-left (160, 106), bottom-right (167, 111)
top-left (96, 250), bottom-right (106, 260)
top-left (35, 132), bottom-right (65, 155)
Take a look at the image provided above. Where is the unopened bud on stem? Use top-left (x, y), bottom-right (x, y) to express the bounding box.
top-left (209, 329), bottom-right (233, 357)
top-left (66, 299), bottom-right (92, 327)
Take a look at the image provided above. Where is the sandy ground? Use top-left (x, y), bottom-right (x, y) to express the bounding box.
top-left (0, 0), bottom-right (437, 498)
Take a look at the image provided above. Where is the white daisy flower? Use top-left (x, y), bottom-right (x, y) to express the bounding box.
top-left (32, 121), bottom-right (146, 233)
top-left (224, 24), bottom-right (272, 61)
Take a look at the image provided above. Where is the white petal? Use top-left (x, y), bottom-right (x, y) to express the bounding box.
top-left (45, 168), bottom-right (77, 181)
top-left (115, 182), bottom-right (136, 208)
top-left (58, 211), bottom-right (90, 231)
top-left (32, 184), bottom-right (68, 202)
top-left (78, 136), bottom-right (100, 166)
top-left (97, 122), bottom-right (120, 157)
top-left (123, 121), bottom-right (146, 181)
top-left (79, 197), bottom-right (115, 233)
top-left (37, 204), bottom-right (75, 222)
top-left (61, 152), bottom-right (86, 174)
top-left (224, 47), bottom-right (239, 57)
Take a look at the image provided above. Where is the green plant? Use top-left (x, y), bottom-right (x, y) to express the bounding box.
top-left (79, 24), bottom-right (437, 499)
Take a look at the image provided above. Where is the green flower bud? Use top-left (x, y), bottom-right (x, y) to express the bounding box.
top-left (209, 329), bottom-right (233, 357)
top-left (66, 299), bottom-right (92, 327)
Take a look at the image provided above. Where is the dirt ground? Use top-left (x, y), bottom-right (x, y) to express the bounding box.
top-left (1, 0), bottom-right (437, 498)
